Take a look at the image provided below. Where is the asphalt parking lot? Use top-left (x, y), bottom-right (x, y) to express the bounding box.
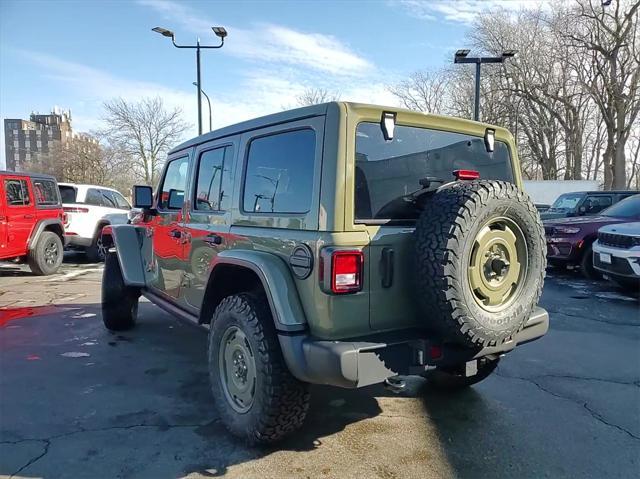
top-left (1, 257), bottom-right (639, 479)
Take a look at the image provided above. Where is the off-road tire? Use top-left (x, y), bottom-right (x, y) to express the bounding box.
top-left (102, 252), bottom-right (139, 331)
top-left (415, 180), bottom-right (546, 348)
top-left (86, 226), bottom-right (107, 263)
top-left (580, 244), bottom-right (600, 280)
top-left (423, 358), bottom-right (499, 390)
top-left (28, 231), bottom-right (63, 275)
top-left (208, 293), bottom-right (310, 445)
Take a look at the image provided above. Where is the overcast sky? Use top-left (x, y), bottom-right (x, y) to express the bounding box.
top-left (0, 0), bottom-right (548, 169)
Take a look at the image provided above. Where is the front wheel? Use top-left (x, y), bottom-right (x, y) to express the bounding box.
top-left (580, 244), bottom-right (600, 280)
top-left (102, 252), bottom-right (139, 331)
top-left (208, 293), bottom-right (310, 445)
top-left (422, 357), bottom-right (500, 390)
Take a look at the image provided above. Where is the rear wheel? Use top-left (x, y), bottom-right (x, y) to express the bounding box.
top-left (28, 231), bottom-right (63, 275)
top-left (208, 293), bottom-right (310, 445)
top-left (102, 252), bottom-right (139, 331)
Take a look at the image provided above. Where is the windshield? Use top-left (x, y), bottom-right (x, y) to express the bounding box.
top-left (549, 193), bottom-right (584, 211)
top-left (354, 122), bottom-right (514, 221)
top-left (602, 194), bottom-right (640, 218)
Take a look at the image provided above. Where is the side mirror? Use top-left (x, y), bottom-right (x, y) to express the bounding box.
top-left (132, 185), bottom-right (153, 209)
top-left (168, 189), bottom-right (184, 210)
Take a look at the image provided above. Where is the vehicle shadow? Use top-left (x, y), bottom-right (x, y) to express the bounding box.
top-left (0, 301), bottom-right (383, 478)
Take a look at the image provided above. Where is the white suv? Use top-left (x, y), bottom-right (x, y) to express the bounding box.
top-left (58, 183), bottom-right (131, 261)
top-left (593, 221), bottom-right (640, 289)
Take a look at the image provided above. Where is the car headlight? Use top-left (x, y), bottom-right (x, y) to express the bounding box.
top-left (554, 226), bottom-right (581, 234)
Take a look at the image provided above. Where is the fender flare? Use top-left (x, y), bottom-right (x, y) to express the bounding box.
top-left (28, 219), bottom-right (64, 249)
top-left (208, 249), bottom-right (308, 332)
top-left (102, 224), bottom-right (151, 288)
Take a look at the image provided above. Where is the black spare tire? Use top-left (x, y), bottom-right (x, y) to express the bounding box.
top-left (415, 180), bottom-right (545, 348)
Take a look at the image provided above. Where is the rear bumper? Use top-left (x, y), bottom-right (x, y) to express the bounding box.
top-left (279, 307), bottom-right (549, 389)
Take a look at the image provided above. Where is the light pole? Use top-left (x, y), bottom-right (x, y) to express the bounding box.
top-left (453, 49), bottom-right (517, 121)
top-left (193, 82), bottom-right (212, 132)
top-left (152, 26), bottom-right (227, 136)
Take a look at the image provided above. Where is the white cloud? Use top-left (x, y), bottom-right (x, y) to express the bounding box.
top-left (138, 0), bottom-right (373, 76)
top-left (396, 0), bottom-right (551, 25)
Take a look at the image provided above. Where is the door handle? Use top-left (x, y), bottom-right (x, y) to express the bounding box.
top-left (168, 229), bottom-right (182, 239)
top-left (23, 214), bottom-right (34, 219)
top-left (203, 234), bottom-right (223, 245)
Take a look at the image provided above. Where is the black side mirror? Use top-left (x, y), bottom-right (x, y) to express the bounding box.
top-left (168, 189), bottom-right (185, 210)
top-left (132, 185), bottom-right (153, 209)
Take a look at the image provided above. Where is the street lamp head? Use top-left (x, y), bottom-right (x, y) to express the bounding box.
top-left (455, 49), bottom-right (470, 58)
top-left (502, 50), bottom-right (518, 58)
top-left (152, 26), bottom-right (174, 38)
top-left (212, 26), bottom-right (228, 39)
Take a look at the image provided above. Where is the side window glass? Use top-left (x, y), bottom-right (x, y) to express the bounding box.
top-left (194, 146), bottom-right (232, 211)
top-left (85, 189), bottom-right (104, 206)
top-left (32, 179), bottom-right (59, 206)
top-left (586, 195), bottom-right (611, 213)
top-left (159, 157), bottom-right (189, 210)
top-left (113, 192), bottom-right (131, 209)
top-left (243, 129), bottom-right (316, 214)
top-left (100, 190), bottom-right (118, 208)
top-left (4, 179), bottom-right (30, 206)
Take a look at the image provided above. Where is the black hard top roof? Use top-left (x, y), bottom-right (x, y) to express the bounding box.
top-left (0, 170), bottom-right (58, 181)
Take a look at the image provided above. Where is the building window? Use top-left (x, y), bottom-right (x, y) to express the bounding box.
top-left (37, 140), bottom-right (42, 148)
top-left (12, 129), bottom-right (18, 135)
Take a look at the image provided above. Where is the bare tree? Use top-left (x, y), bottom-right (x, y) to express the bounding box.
top-left (100, 97), bottom-right (189, 186)
top-left (388, 69), bottom-right (450, 114)
top-left (295, 88), bottom-right (340, 107)
top-left (563, 0), bottom-right (640, 189)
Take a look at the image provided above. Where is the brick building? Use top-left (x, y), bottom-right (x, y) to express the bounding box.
top-left (3, 108), bottom-right (83, 171)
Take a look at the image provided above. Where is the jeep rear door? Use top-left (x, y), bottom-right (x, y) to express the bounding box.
top-left (354, 121), bottom-right (516, 332)
top-left (181, 140), bottom-right (237, 311)
top-left (2, 176), bottom-right (34, 257)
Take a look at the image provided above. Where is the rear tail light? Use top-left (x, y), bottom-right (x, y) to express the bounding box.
top-left (453, 169), bottom-right (480, 180)
top-left (63, 207), bottom-right (89, 213)
top-left (330, 251), bottom-right (363, 294)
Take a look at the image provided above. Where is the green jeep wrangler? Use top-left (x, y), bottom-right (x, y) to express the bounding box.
top-left (101, 102), bottom-right (548, 444)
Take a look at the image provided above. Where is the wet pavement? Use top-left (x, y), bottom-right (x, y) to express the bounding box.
top-left (0, 259), bottom-right (639, 478)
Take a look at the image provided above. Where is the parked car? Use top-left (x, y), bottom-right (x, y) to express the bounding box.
top-left (101, 102), bottom-right (548, 444)
top-left (540, 190), bottom-right (637, 221)
top-left (535, 203), bottom-right (551, 213)
top-left (0, 171), bottom-right (66, 275)
top-left (544, 194), bottom-right (640, 278)
top-left (593, 221), bottom-right (640, 290)
top-left (58, 183), bottom-right (131, 262)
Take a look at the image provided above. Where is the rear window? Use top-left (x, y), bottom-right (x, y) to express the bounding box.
top-left (58, 185), bottom-right (77, 203)
top-left (33, 179), bottom-right (60, 206)
top-left (355, 122), bottom-right (513, 221)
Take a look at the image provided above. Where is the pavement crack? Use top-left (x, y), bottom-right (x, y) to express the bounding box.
top-left (2, 420), bottom-right (218, 475)
top-left (8, 439), bottom-right (50, 478)
top-left (496, 371), bottom-right (640, 440)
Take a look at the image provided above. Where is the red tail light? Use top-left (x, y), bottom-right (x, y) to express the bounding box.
top-left (453, 169), bottom-right (480, 180)
top-left (331, 251), bottom-right (363, 294)
top-left (63, 207), bottom-right (89, 213)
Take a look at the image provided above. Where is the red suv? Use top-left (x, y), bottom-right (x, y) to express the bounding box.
top-left (0, 171), bottom-right (66, 275)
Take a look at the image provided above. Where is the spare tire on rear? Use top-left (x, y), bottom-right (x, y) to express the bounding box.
top-left (414, 180), bottom-right (545, 348)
